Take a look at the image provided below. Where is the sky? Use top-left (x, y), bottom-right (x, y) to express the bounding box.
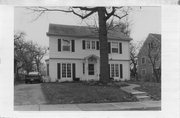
top-left (14, 7), bottom-right (161, 48)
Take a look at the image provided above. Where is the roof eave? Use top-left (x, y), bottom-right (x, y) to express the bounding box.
top-left (46, 32), bottom-right (132, 41)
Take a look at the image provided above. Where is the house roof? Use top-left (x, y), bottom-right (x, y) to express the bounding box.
top-left (150, 33), bottom-right (161, 41)
top-left (47, 24), bottom-right (132, 41)
top-left (137, 33), bottom-right (161, 57)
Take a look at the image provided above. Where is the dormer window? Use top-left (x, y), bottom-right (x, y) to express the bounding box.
top-left (62, 39), bottom-right (71, 51)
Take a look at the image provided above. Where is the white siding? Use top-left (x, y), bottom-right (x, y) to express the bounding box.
top-left (49, 59), bottom-right (130, 82)
top-left (49, 36), bottom-right (130, 60)
top-left (48, 35), bottom-right (130, 82)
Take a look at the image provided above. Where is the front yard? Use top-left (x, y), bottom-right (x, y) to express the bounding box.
top-left (41, 82), bottom-right (137, 104)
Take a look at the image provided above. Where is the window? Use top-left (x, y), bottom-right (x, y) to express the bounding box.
top-left (67, 63), bottom-right (71, 77)
top-left (110, 64), bottom-right (119, 77)
top-left (111, 64), bottom-right (114, 77)
top-left (62, 63), bottom-right (72, 78)
top-left (62, 39), bottom-right (71, 51)
top-left (111, 42), bottom-right (118, 53)
top-left (115, 64), bottom-right (119, 77)
top-left (85, 40), bottom-right (96, 50)
top-left (92, 41), bottom-right (96, 49)
top-left (62, 63), bottom-right (66, 77)
top-left (141, 57), bottom-right (145, 64)
top-left (141, 69), bottom-right (146, 75)
top-left (86, 41), bottom-right (91, 49)
top-left (88, 64), bottom-right (94, 75)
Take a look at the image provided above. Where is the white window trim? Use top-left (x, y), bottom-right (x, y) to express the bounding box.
top-left (62, 39), bottom-right (71, 52)
top-left (110, 64), bottom-right (119, 78)
top-left (85, 40), bottom-right (97, 50)
top-left (61, 63), bottom-right (72, 79)
top-left (111, 42), bottom-right (119, 54)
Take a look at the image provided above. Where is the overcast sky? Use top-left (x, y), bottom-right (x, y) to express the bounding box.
top-left (14, 7), bottom-right (161, 47)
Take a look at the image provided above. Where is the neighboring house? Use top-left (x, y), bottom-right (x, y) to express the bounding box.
top-left (137, 33), bottom-right (161, 82)
top-left (46, 24), bottom-right (132, 82)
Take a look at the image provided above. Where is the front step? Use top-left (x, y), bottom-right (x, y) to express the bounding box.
top-left (131, 91), bottom-right (147, 96)
top-left (136, 95), bottom-right (151, 101)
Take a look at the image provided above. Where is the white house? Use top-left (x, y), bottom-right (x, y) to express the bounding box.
top-left (46, 24), bottom-right (132, 82)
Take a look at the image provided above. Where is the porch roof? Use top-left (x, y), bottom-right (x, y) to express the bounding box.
top-left (84, 54), bottom-right (99, 60)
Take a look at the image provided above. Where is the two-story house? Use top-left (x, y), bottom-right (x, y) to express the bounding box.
top-left (46, 24), bottom-right (132, 82)
top-left (137, 33), bottom-right (161, 82)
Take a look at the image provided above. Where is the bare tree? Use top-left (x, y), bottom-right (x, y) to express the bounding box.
top-left (14, 32), bottom-right (26, 80)
top-left (27, 7), bottom-right (130, 84)
top-left (147, 39), bottom-right (161, 83)
top-left (129, 41), bottom-right (144, 80)
top-left (14, 32), bottom-right (47, 80)
top-left (34, 46), bottom-right (47, 73)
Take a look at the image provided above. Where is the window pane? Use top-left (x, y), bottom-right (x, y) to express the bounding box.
top-left (92, 41), bottom-right (95, 49)
top-left (115, 64), bottom-right (119, 77)
top-left (112, 48), bottom-right (118, 53)
top-left (62, 63), bottom-right (66, 77)
top-left (67, 63), bottom-right (71, 77)
top-left (62, 39), bottom-right (70, 51)
top-left (111, 64), bottom-right (114, 77)
top-left (86, 41), bottom-right (90, 49)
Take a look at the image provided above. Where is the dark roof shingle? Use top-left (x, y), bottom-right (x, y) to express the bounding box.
top-left (47, 24), bottom-right (132, 41)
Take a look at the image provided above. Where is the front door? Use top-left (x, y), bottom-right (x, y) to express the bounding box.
top-left (88, 64), bottom-right (95, 76)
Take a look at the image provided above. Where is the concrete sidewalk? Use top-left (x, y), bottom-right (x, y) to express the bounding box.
top-left (14, 100), bottom-right (161, 111)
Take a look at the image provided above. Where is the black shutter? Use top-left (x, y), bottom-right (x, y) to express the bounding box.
top-left (47, 64), bottom-right (49, 76)
top-left (71, 40), bottom-right (75, 52)
top-left (57, 63), bottom-right (61, 79)
top-left (108, 64), bottom-right (110, 78)
top-left (83, 63), bottom-right (85, 74)
top-left (108, 42), bottom-right (111, 53)
top-left (119, 42), bottom-right (122, 54)
top-left (96, 41), bottom-right (99, 50)
top-left (82, 40), bottom-right (85, 49)
top-left (72, 63), bottom-right (76, 80)
top-left (120, 64), bottom-right (123, 78)
top-left (58, 39), bottom-right (61, 51)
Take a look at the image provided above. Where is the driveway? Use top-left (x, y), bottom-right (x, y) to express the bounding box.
top-left (14, 84), bottom-right (47, 105)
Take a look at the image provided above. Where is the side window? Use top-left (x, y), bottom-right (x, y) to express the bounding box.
top-left (141, 57), bottom-right (146, 64)
top-left (62, 39), bottom-right (71, 51)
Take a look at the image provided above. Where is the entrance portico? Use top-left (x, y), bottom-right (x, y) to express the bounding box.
top-left (83, 54), bottom-right (100, 81)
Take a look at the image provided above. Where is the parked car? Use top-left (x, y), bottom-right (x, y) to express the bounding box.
top-left (25, 72), bottom-right (42, 84)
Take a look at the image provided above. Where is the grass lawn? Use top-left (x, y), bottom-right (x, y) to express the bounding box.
top-left (128, 81), bottom-right (161, 101)
top-left (41, 82), bottom-right (137, 104)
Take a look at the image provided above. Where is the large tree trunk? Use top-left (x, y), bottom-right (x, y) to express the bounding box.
top-left (98, 7), bottom-right (110, 84)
